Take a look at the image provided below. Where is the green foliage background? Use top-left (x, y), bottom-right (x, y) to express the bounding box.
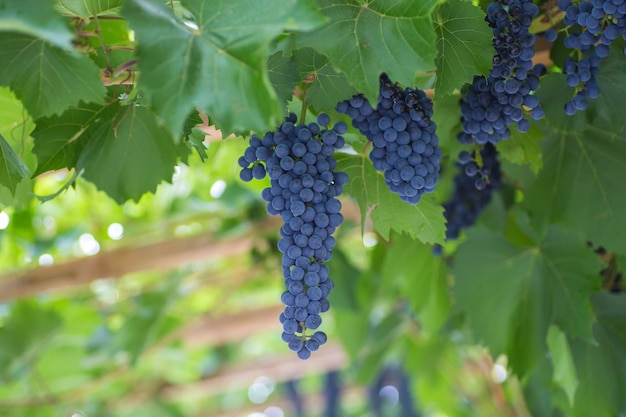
top-left (0, 0), bottom-right (625, 416)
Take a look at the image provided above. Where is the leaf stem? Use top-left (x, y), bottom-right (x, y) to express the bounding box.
top-left (169, 0), bottom-right (175, 12)
top-left (299, 88), bottom-right (308, 125)
top-left (32, 169), bottom-right (82, 203)
top-left (113, 60), bottom-right (138, 78)
top-left (91, 0), bottom-right (112, 71)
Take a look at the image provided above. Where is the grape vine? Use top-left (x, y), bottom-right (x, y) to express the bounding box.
top-left (1, 2), bottom-right (626, 416)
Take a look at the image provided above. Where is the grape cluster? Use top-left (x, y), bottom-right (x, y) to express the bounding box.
top-left (557, 0), bottom-right (626, 114)
top-left (443, 144), bottom-right (502, 240)
top-left (457, 0), bottom-right (545, 146)
top-left (239, 113), bottom-right (347, 360)
top-left (337, 74), bottom-right (442, 204)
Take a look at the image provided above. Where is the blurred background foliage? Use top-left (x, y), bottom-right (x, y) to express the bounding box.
top-left (0, 134), bottom-right (533, 417)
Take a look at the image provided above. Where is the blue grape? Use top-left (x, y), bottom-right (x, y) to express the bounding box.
top-left (239, 112), bottom-right (341, 359)
top-left (544, 29), bottom-right (558, 42)
top-left (337, 74), bottom-right (442, 204)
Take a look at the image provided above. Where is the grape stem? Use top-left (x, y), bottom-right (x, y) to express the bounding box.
top-left (91, 2), bottom-right (112, 72)
top-left (299, 88), bottom-right (308, 125)
top-left (362, 140), bottom-right (372, 155)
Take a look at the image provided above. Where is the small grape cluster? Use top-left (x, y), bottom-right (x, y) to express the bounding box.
top-left (239, 112), bottom-right (348, 359)
top-left (557, 0), bottom-right (626, 114)
top-left (337, 74), bottom-right (442, 204)
top-left (443, 144), bottom-right (502, 240)
top-left (457, 0), bottom-right (544, 146)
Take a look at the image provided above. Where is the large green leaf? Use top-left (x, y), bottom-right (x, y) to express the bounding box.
top-left (595, 47), bottom-right (626, 131)
top-left (293, 47), bottom-right (358, 111)
top-left (32, 96), bottom-right (185, 203)
top-left (297, 0), bottom-right (438, 103)
top-left (77, 105), bottom-right (184, 204)
top-left (0, 0), bottom-right (74, 50)
top-left (267, 52), bottom-right (300, 106)
top-left (382, 233), bottom-right (450, 331)
top-left (452, 224), bottom-right (600, 375)
top-left (56, 0), bottom-right (124, 17)
top-left (335, 153), bottom-right (445, 244)
top-left (547, 326), bottom-right (578, 408)
top-left (535, 74), bottom-right (589, 133)
top-left (0, 87), bottom-right (35, 140)
top-left (569, 292), bottom-right (626, 417)
top-left (433, 0), bottom-right (493, 98)
top-left (0, 33), bottom-right (106, 119)
top-left (523, 119), bottom-right (626, 255)
top-left (496, 123), bottom-right (543, 174)
top-left (31, 105), bottom-right (99, 175)
top-left (122, 0), bottom-right (326, 136)
top-left (0, 134), bottom-right (29, 194)
top-left (0, 87), bottom-right (35, 199)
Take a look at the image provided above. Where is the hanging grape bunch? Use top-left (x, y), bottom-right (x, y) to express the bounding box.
top-left (443, 144), bottom-right (502, 241)
top-left (555, 0), bottom-right (626, 114)
top-left (457, 0), bottom-right (545, 147)
top-left (337, 74), bottom-right (442, 204)
top-left (239, 112), bottom-right (348, 359)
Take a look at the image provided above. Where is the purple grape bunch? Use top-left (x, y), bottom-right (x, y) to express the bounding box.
top-left (239, 112), bottom-right (348, 360)
top-left (557, 0), bottom-right (626, 114)
top-left (457, 0), bottom-right (545, 147)
top-left (443, 144), bottom-right (502, 240)
top-left (337, 74), bottom-right (442, 204)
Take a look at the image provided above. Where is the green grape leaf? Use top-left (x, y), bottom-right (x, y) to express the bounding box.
top-left (452, 224), bottom-right (601, 375)
top-left (33, 95), bottom-right (184, 203)
top-left (0, 87), bottom-right (35, 141)
top-left (0, 0), bottom-right (74, 50)
top-left (569, 292), bottom-right (626, 417)
top-left (547, 326), bottom-right (578, 407)
top-left (122, 0), bottom-right (326, 137)
top-left (595, 47), bottom-right (626, 131)
top-left (0, 134), bottom-right (29, 194)
top-left (267, 52), bottom-right (300, 106)
top-left (185, 128), bottom-right (208, 162)
top-left (382, 233), bottom-right (450, 331)
top-left (293, 48), bottom-right (358, 111)
top-left (0, 301), bottom-right (63, 381)
top-left (433, 0), bottom-right (493, 98)
top-left (535, 74), bottom-right (589, 133)
top-left (496, 123), bottom-right (543, 174)
top-left (523, 119), bottom-right (626, 255)
top-left (31, 104), bottom-right (101, 176)
top-left (55, 0), bottom-right (124, 17)
top-left (335, 153), bottom-right (445, 245)
top-left (76, 105), bottom-right (182, 203)
top-left (297, 0), bottom-right (438, 104)
top-left (0, 33), bottom-right (106, 119)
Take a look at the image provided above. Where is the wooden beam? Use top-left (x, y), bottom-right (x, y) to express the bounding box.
top-left (0, 229), bottom-right (263, 301)
top-left (0, 197), bottom-right (364, 302)
top-left (181, 305), bottom-right (284, 347)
